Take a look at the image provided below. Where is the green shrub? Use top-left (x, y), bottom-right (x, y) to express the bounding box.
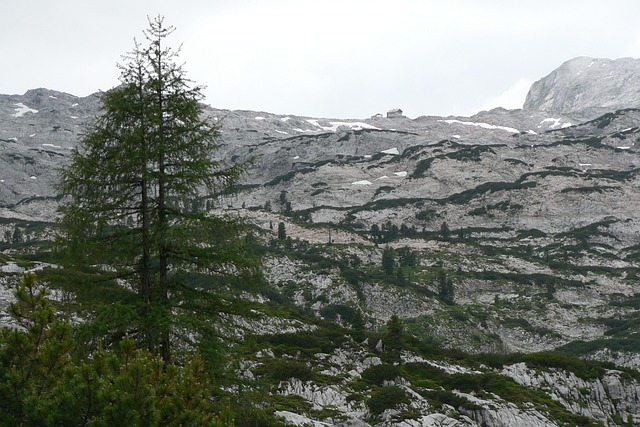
top-left (421, 389), bottom-right (482, 411)
top-left (361, 364), bottom-right (401, 385)
top-left (320, 304), bottom-right (356, 323)
top-left (259, 359), bottom-right (313, 381)
top-left (366, 386), bottom-right (406, 415)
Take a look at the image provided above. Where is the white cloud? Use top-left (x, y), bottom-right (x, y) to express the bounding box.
top-left (4, 1), bottom-right (640, 118)
top-left (478, 78), bottom-right (532, 112)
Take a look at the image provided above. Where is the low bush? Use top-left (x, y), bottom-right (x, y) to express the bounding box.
top-left (361, 364), bottom-right (401, 385)
top-left (366, 386), bottom-right (406, 415)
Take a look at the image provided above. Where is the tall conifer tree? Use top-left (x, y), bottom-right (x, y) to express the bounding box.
top-left (59, 16), bottom-right (249, 363)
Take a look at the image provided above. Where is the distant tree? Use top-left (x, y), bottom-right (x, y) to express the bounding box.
top-left (400, 223), bottom-right (409, 235)
top-left (395, 268), bottom-right (406, 286)
top-left (279, 190), bottom-right (288, 205)
top-left (11, 227), bottom-right (23, 244)
top-left (58, 16), bottom-right (251, 364)
top-left (351, 308), bottom-right (366, 342)
top-left (382, 246), bottom-right (395, 275)
top-left (440, 221), bottom-right (450, 241)
top-left (370, 224), bottom-right (381, 241)
top-left (383, 314), bottom-right (404, 362)
top-left (277, 222), bottom-right (287, 240)
top-left (438, 269), bottom-right (455, 305)
top-left (284, 201), bottom-right (292, 215)
top-left (397, 247), bottom-right (417, 267)
top-left (264, 200), bottom-right (272, 212)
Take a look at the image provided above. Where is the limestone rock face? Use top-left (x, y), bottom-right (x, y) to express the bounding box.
top-left (523, 57), bottom-right (640, 119)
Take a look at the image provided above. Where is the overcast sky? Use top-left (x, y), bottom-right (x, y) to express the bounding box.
top-left (3, 0), bottom-right (640, 119)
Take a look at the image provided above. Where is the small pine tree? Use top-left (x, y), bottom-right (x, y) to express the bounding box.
top-left (11, 227), bottom-right (23, 244)
top-left (438, 269), bottom-right (455, 305)
top-left (440, 221), bottom-right (450, 241)
top-left (351, 308), bottom-right (366, 342)
top-left (383, 314), bottom-right (404, 363)
top-left (277, 222), bottom-right (286, 240)
top-left (382, 246), bottom-right (395, 275)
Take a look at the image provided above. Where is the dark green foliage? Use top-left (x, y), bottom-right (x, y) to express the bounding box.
top-left (366, 386), bottom-right (406, 415)
top-left (265, 167), bottom-right (315, 186)
top-left (265, 329), bottom-right (347, 355)
top-left (410, 158), bottom-right (435, 178)
top-left (382, 246), bottom-right (395, 275)
top-left (0, 275), bottom-right (219, 427)
top-left (415, 208), bottom-right (437, 221)
top-left (469, 201), bottom-right (523, 216)
top-left (421, 389), bottom-right (482, 411)
top-left (258, 359), bottom-right (313, 381)
top-left (438, 181), bottom-right (536, 205)
top-left (439, 222), bottom-right (450, 241)
top-left (351, 309), bottom-right (366, 341)
top-left (436, 270), bottom-right (455, 305)
top-left (560, 185), bottom-right (619, 194)
top-left (320, 304), bottom-right (356, 322)
top-left (57, 16), bottom-right (252, 362)
top-left (374, 186), bottom-right (395, 197)
top-left (277, 222), bottom-right (287, 240)
top-left (445, 145), bottom-right (498, 161)
top-left (397, 247), bottom-right (418, 267)
top-left (383, 315), bottom-right (404, 362)
top-left (361, 364), bottom-right (401, 385)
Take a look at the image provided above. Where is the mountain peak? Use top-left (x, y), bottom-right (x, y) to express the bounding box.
top-left (523, 56), bottom-right (640, 119)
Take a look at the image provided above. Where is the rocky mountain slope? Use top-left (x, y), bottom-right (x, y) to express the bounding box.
top-left (2, 57), bottom-right (640, 426)
top-left (523, 56), bottom-right (640, 120)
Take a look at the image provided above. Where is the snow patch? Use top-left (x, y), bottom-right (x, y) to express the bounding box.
top-left (394, 171), bottom-right (408, 177)
top-left (381, 147), bottom-right (399, 155)
top-left (275, 130), bottom-right (288, 135)
top-left (306, 119), bottom-right (379, 132)
top-left (540, 118), bottom-right (572, 129)
top-left (29, 133), bottom-right (36, 137)
top-left (452, 135), bottom-right (461, 139)
top-left (293, 156), bottom-right (300, 160)
top-left (71, 103), bottom-right (78, 107)
top-left (439, 119), bottom-right (519, 134)
top-left (281, 117), bottom-right (291, 122)
top-left (352, 180), bottom-right (372, 185)
top-left (376, 176), bottom-right (388, 180)
top-left (69, 116), bottom-right (78, 119)
top-left (30, 176), bottom-right (37, 180)
top-left (255, 116), bottom-right (266, 120)
top-left (617, 146), bottom-right (631, 150)
top-left (526, 130), bottom-right (537, 135)
top-left (364, 155), bottom-right (372, 158)
top-left (42, 143), bottom-right (62, 149)
top-left (12, 103), bottom-right (38, 117)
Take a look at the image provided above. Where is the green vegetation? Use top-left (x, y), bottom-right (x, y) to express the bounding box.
top-left (438, 181), bottom-right (536, 205)
top-left (58, 16), bottom-right (254, 364)
top-left (0, 274), bottom-right (225, 426)
top-left (366, 386), bottom-right (407, 415)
